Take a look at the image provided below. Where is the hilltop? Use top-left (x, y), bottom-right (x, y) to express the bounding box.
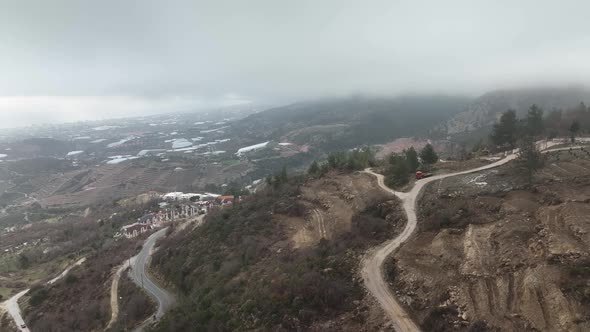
top-left (231, 95), bottom-right (470, 151)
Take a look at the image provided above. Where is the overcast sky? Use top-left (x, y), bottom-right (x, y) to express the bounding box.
top-left (1, 0), bottom-right (590, 128)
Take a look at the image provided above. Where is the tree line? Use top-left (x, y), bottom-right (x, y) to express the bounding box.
top-left (384, 144), bottom-right (438, 187)
top-left (307, 147), bottom-right (377, 177)
top-left (487, 103), bottom-right (587, 183)
top-left (490, 102), bottom-right (589, 149)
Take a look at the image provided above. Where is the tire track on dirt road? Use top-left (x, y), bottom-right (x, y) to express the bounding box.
top-left (313, 209), bottom-right (327, 239)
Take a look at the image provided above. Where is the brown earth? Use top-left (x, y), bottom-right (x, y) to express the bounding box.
top-left (286, 171), bottom-right (410, 331)
top-left (389, 149), bottom-right (590, 331)
top-left (293, 172), bottom-right (389, 248)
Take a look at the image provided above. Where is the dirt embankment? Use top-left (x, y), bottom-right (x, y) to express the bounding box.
top-left (389, 150), bottom-right (590, 331)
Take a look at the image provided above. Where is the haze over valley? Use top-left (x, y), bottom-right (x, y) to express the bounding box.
top-left (2, 1), bottom-right (590, 332)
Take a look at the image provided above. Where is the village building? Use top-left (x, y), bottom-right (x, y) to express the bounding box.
top-left (121, 223), bottom-right (150, 238)
top-left (216, 195), bottom-right (236, 205)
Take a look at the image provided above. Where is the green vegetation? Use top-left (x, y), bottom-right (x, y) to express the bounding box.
top-left (308, 147), bottom-right (376, 178)
top-left (221, 158), bottom-right (240, 166)
top-left (490, 109), bottom-right (518, 148)
top-left (570, 119), bottom-right (581, 143)
top-left (404, 147), bottom-right (419, 172)
top-left (28, 285), bottom-right (49, 307)
top-left (490, 107), bottom-right (552, 182)
top-left (151, 177), bottom-right (400, 331)
top-left (517, 135), bottom-right (544, 184)
top-left (232, 96), bottom-right (470, 152)
top-left (384, 144), bottom-right (439, 188)
top-left (385, 155), bottom-right (410, 187)
top-left (563, 260), bottom-right (590, 304)
top-left (419, 143), bottom-right (439, 167)
top-left (491, 102), bottom-right (590, 150)
top-left (525, 104), bottom-right (544, 137)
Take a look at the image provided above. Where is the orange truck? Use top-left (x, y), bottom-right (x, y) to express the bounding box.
top-left (415, 170), bottom-right (433, 179)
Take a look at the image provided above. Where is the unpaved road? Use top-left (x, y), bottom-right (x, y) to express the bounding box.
top-left (0, 257), bottom-right (86, 332)
top-left (361, 141), bottom-right (581, 331)
top-left (312, 209), bottom-right (327, 239)
top-left (106, 260), bottom-right (130, 330)
top-left (362, 153), bottom-right (521, 331)
top-left (129, 227), bottom-right (175, 331)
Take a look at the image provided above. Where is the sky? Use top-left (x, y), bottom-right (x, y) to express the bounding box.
top-left (1, 0), bottom-right (590, 128)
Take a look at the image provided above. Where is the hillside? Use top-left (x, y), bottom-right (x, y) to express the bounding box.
top-left (388, 148), bottom-right (590, 331)
top-left (232, 95), bottom-right (470, 152)
top-left (150, 171), bottom-right (407, 331)
top-left (444, 86), bottom-right (590, 135)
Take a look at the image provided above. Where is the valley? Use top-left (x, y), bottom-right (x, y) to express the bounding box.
top-left (1, 90), bottom-right (590, 332)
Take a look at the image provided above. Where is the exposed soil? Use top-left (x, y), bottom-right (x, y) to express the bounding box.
top-left (388, 150), bottom-right (590, 331)
top-left (293, 172), bottom-right (390, 248)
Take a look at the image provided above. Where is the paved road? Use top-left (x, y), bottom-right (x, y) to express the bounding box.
top-left (111, 215), bottom-right (205, 330)
top-left (0, 257), bottom-right (86, 332)
top-left (128, 227), bottom-right (175, 330)
top-left (360, 140), bottom-right (582, 331)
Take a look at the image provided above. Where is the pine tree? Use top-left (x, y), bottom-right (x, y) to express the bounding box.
top-left (518, 136), bottom-right (544, 184)
top-left (490, 110), bottom-right (518, 148)
top-left (420, 143), bottom-right (438, 166)
top-left (404, 147), bottom-right (419, 172)
top-left (385, 155), bottom-right (410, 187)
top-left (308, 160), bottom-right (319, 175)
top-left (526, 104), bottom-right (544, 137)
top-left (569, 120), bottom-right (581, 143)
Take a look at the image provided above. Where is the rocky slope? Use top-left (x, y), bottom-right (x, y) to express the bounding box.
top-left (389, 149), bottom-right (590, 331)
top-left (443, 86), bottom-right (590, 134)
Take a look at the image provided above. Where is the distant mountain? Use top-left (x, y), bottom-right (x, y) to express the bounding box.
top-left (232, 95), bottom-right (470, 151)
top-left (443, 86), bottom-right (590, 134)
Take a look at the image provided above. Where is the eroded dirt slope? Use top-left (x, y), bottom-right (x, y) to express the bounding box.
top-left (390, 150), bottom-right (590, 331)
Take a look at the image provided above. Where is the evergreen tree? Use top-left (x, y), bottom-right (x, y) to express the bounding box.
top-left (518, 136), bottom-right (544, 184)
top-left (385, 155), bottom-right (410, 187)
top-left (526, 104), bottom-right (544, 137)
top-left (569, 120), bottom-right (581, 143)
top-left (420, 143), bottom-right (438, 166)
top-left (404, 147), bottom-right (419, 172)
top-left (490, 109), bottom-right (518, 148)
top-left (308, 160), bottom-right (319, 175)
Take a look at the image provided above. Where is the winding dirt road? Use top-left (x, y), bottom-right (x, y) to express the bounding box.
top-left (361, 141), bottom-right (581, 331)
top-left (362, 154), bottom-right (521, 331)
top-left (106, 260), bottom-right (130, 330)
